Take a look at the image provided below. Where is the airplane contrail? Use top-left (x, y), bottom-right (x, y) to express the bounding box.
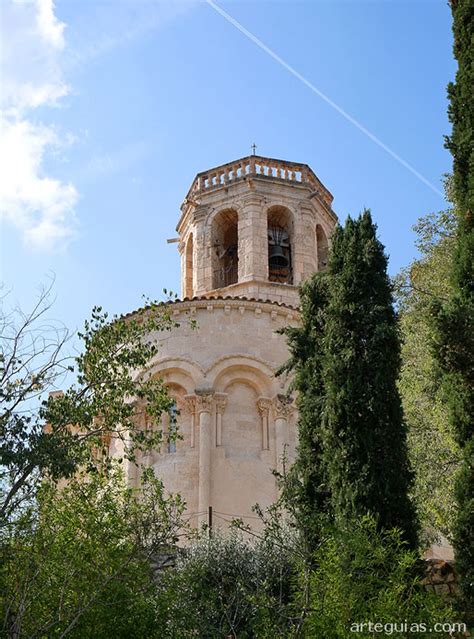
top-left (206, 0), bottom-right (444, 198)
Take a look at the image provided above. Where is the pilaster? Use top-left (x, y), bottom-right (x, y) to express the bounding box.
top-left (239, 194), bottom-right (267, 282)
top-left (214, 392), bottom-right (227, 447)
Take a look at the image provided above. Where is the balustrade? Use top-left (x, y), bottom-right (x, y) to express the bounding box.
top-left (187, 156), bottom-right (323, 197)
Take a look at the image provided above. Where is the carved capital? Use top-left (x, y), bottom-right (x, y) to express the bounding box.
top-left (272, 394), bottom-right (295, 420)
top-left (257, 397), bottom-right (272, 417)
top-left (214, 392), bottom-right (228, 414)
top-left (195, 392), bottom-right (214, 414)
top-left (184, 394), bottom-right (196, 414)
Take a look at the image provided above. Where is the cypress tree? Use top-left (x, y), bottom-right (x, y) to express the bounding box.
top-left (279, 274), bottom-right (331, 551)
top-left (434, 0), bottom-right (474, 614)
top-left (322, 211), bottom-right (418, 549)
top-left (282, 211), bottom-right (418, 553)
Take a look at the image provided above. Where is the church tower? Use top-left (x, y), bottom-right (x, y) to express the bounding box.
top-left (177, 155), bottom-right (335, 306)
top-left (122, 155), bottom-right (337, 529)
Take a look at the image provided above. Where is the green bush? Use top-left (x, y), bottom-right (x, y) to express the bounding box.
top-left (0, 466), bottom-right (184, 638)
top-left (301, 516), bottom-right (455, 639)
top-left (154, 529), bottom-right (296, 638)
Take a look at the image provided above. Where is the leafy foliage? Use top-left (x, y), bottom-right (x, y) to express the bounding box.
top-left (0, 285), bottom-right (177, 525)
top-left (301, 516), bottom-right (454, 639)
top-left (154, 529), bottom-right (296, 638)
top-left (0, 465), bottom-right (185, 638)
top-left (396, 203), bottom-right (460, 540)
top-left (434, 0), bottom-right (474, 615)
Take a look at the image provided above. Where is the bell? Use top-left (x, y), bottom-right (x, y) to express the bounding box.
top-left (269, 244), bottom-right (289, 268)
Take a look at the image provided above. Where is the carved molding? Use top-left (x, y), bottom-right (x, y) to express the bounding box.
top-left (184, 394), bottom-right (196, 414)
top-left (257, 397), bottom-right (272, 416)
top-left (195, 392), bottom-right (214, 413)
top-left (272, 394), bottom-right (295, 420)
top-left (214, 392), bottom-right (228, 414)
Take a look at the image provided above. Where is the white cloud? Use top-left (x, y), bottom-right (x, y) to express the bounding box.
top-left (0, 116), bottom-right (78, 250)
top-left (0, 0), bottom-right (77, 251)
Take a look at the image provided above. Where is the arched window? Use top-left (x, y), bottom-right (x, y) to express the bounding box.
top-left (184, 234), bottom-right (194, 298)
top-left (211, 209), bottom-right (239, 289)
top-left (267, 206), bottom-right (293, 284)
top-left (316, 224), bottom-right (328, 270)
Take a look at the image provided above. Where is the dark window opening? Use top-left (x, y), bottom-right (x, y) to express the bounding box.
top-left (212, 209), bottom-right (239, 289)
top-left (267, 207), bottom-right (293, 284)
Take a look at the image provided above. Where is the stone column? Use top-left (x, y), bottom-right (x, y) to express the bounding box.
top-left (272, 395), bottom-right (294, 475)
top-left (196, 392), bottom-right (213, 525)
top-left (214, 393), bottom-right (227, 447)
top-left (184, 395), bottom-right (197, 448)
top-left (257, 398), bottom-right (272, 450)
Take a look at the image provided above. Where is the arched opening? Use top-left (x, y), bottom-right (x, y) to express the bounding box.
top-left (141, 382), bottom-right (187, 455)
top-left (267, 206), bottom-right (293, 284)
top-left (184, 233), bottom-right (194, 298)
top-left (212, 209), bottom-right (238, 289)
top-left (160, 384), bottom-right (186, 453)
top-left (316, 224), bottom-right (328, 270)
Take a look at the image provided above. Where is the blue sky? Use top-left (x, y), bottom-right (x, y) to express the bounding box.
top-left (1, 0), bottom-right (455, 334)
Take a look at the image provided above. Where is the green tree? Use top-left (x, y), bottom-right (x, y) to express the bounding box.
top-left (278, 274), bottom-right (331, 553)
top-left (154, 528), bottom-right (296, 638)
top-left (0, 465), bottom-right (184, 638)
top-left (301, 516), bottom-right (454, 639)
top-left (396, 203), bottom-right (460, 541)
top-left (433, 0), bottom-right (474, 615)
top-left (0, 284), bottom-right (177, 525)
top-left (283, 211), bottom-right (418, 551)
top-left (323, 211), bottom-right (417, 548)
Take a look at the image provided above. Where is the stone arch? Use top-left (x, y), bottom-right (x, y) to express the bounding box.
top-left (211, 208), bottom-right (239, 289)
top-left (164, 381), bottom-right (187, 407)
top-left (267, 205), bottom-right (294, 284)
top-left (316, 223), bottom-right (329, 270)
top-left (184, 233), bottom-right (194, 298)
top-left (208, 355), bottom-right (275, 398)
top-left (145, 357), bottom-right (204, 394)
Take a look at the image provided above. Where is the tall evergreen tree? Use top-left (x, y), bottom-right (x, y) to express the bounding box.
top-left (434, 0), bottom-right (474, 614)
top-left (282, 211), bottom-right (418, 553)
top-left (279, 274), bottom-right (331, 551)
top-left (321, 211), bottom-right (418, 549)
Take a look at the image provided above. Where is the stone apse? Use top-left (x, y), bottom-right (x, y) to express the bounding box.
top-left (114, 155), bottom-right (337, 530)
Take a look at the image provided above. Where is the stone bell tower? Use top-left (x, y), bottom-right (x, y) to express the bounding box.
top-left (120, 156), bottom-right (337, 530)
top-left (177, 155), bottom-right (336, 307)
